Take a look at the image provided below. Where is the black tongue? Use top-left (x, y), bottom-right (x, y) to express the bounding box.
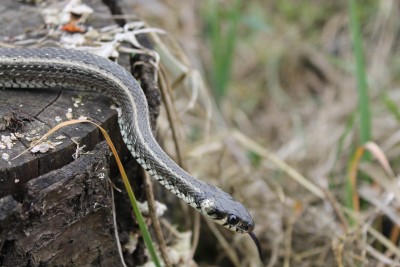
top-left (249, 232), bottom-right (264, 262)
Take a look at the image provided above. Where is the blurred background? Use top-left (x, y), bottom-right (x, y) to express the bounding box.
top-left (130, 0), bottom-right (400, 266)
top-left (3, 0), bottom-right (398, 266)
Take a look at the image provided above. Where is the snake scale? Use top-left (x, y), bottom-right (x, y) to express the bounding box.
top-left (0, 47), bottom-right (261, 256)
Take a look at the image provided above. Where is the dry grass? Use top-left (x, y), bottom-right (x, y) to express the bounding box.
top-left (136, 0), bottom-right (400, 266)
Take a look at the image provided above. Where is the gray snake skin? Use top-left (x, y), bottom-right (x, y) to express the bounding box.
top-left (0, 47), bottom-right (255, 234)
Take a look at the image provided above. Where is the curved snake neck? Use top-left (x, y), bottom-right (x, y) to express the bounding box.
top-left (0, 47), bottom-right (255, 234)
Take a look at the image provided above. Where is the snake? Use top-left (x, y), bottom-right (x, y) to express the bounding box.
top-left (0, 47), bottom-right (261, 256)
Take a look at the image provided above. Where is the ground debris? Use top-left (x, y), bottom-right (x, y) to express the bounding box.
top-left (0, 111), bottom-right (33, 132)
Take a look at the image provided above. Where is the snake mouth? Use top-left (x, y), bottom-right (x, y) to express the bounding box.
top-left (204, 209), bottom-right (254, 233)
top-left (225, 220), bottom-right (254, 233)
top-left (235, 224), bottom-right (253, 233)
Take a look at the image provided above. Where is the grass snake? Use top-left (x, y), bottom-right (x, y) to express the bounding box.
top-left (0, 47), bottom-right (261, 256)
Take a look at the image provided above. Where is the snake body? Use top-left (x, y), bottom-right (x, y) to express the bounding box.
top-left (0, 47), bottom-right (254, 234)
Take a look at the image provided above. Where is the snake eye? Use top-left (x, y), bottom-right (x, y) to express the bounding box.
top-left (228, 215), bottom-right (239, 225)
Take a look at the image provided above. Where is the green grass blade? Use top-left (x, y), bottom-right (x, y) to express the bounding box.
top-left (205, 0), bottom-right (241, 105)
top-left (348, 0), bottom-right (371, 149)
top-left (124, 181), bottom-right (162, 267)
top-left (97, 123), bottom-right (162, 266)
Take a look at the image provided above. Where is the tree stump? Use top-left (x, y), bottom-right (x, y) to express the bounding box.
top-left (0, 88), bottom-right (131, 266)
top-left (0, 1), bottom-right (160, 266)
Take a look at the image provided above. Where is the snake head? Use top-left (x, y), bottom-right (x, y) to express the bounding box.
top-left (199, 189), bottom-right (255, 234)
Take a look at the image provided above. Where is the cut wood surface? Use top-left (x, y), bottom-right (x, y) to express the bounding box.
top-left (0, 88), bottom-right (122, 198)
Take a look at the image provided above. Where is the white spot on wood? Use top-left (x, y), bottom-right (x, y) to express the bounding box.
top-left (2, 153), bottom-right (10, 161)
top-left (31, 143), bottom-right (54, 153)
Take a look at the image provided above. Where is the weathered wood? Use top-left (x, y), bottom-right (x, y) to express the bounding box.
top-left (0, 1), bottom-right (160, 266)
top-left (0, 142), bottom-right (122, 267)
top-left (0, 89), bottom-right (123, 198)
